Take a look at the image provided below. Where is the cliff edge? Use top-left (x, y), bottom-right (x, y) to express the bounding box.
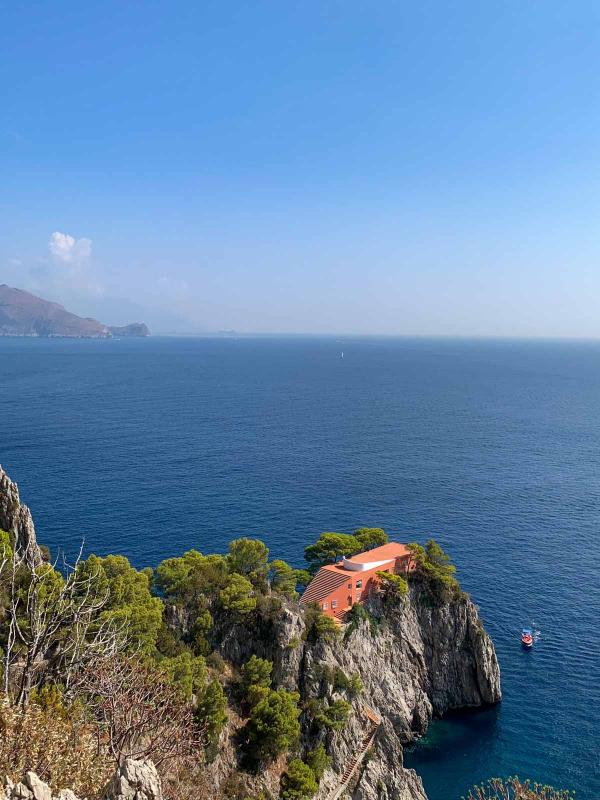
top-left (204, 582), bottom-right (501, 800)
top-left (0, 465), bottom-right (42, 564)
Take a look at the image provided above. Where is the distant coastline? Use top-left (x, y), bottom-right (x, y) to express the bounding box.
top-left (0, 284), bottom-right (149, 338)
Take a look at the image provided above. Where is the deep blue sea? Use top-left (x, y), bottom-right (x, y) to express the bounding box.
top-left (1, 336), bottom-right (599, 800)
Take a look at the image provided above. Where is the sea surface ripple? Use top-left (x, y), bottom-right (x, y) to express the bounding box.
top-left (0, 336), bottom-right (598, 799)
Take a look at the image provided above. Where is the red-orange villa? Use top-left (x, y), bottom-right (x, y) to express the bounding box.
top-left (300, 542), bottom-right (415, 621)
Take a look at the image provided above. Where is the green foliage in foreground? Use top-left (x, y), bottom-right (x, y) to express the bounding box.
top-left (268, 559), bottom-right (307, 599)
top-left (463, 777), bottom-right (575, 800)
top-left (312, 664), bottom-right (362, 697)
top-left (280, 759), bottom-right (318, 800)
top-left (280, 744), bottom-right (331, 800)
top-left (78, 554), bottom-right (164, 654)
top-left (0, 529), bottom-right (12, 561)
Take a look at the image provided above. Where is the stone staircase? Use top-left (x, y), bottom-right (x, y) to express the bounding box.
top-left (326, 706), bottom-right (382, 800)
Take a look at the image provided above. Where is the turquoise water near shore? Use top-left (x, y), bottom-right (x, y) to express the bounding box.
top-left (1, 336), bottom-right (599, 799)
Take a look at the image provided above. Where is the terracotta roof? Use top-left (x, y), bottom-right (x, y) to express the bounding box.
top-left (299, 566), bottom-right (348, 604)
top-left (300, 542), bottom-right (412, 605)
top-left (346, 542), bottom-right (411, 564)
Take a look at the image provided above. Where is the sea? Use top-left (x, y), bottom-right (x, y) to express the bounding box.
top-left (0, 336), bottom-right (598, 800)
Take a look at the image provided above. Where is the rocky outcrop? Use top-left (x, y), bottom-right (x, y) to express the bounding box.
top-left (1, 760), bottom-right (161, 800)
top-left (306, 587), bottom-right (500, 799)
top-left (107, 323), bottom-right (150, 337)
top-left (0, 466), bottom-right (42, 564)
top-left (107, 759), bottom-right (162, 800)
top-left (207, 584), bottom-right (500, 800)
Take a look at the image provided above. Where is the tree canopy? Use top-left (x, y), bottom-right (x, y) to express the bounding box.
top-left (304, 529), bottom-right (389, 572)
top-left (227, 538), bottom-right (269, 586)
top-left (246, 688), bottom-right (301, 762)
top-left (280, 759), bottom-right (318, 800)
top-left (407, 539), bottom-right (460, 600)
top-left (219, 573), bottom-right (256, 615)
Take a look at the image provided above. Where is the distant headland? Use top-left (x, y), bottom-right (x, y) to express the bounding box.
top-left (0, 284), bottom-right (150, 338)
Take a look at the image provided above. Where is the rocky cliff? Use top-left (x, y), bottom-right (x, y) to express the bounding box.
top-left (1, 759), bottom-right (161, 800)
top-left (0, 465), bottom-right (42, 564)
top-left (206, 585), bottom-right (500, 800)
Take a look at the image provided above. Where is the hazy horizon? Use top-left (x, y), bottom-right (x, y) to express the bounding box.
top-left (3, 3), bottom-right (600, 337)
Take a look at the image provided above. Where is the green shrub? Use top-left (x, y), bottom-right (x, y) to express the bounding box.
top-left (353, 528), bottom-right (388, 550)
top-left (344, 602), bottom-right (380, 639)
top-left (407, 540), bottom-right (461, 601)
top-left (241, 655), bottom-right (273, 692)
top-left (246, 688), bottom-right (301, 762)
top-left (160, 652), bottom-right (207, 700)
top-left (155, 621), bottom-right (187, 657)
top-left (304, 533), bottom-right (361, 572)
top-left (78, 554), bottom-right (163, 655)
top-left (312, 698), bottom-right (352, 731)
top-left (206, 651), bottom-right (227, 673)
top-left (304, 744), bottom-right (331, 781)
top-left (227, 538), bottom-right (270, 588)
top-left (195, 678), bottom-right (228, 747)
top-left (376, 570), bottom-right (408, 598)
top-left (303, 604), bottom-right (340, 643)
top-left (464, 777), bottom-right (575, 800)
top-left (280, 759), bottom-right (318, 800)
top-left (155, 550), bottom-right (229, 605)
top-left (268, 560), bottom-right (299, 598)
top-left (220, 573), bottom-right (257, 615)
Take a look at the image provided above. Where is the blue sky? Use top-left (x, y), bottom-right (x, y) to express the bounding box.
top-left (2, 1), bottom-right (600, 334)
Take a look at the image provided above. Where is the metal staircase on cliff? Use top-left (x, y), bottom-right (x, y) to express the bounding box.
top-left (326, 706), bottom-right (382, 800)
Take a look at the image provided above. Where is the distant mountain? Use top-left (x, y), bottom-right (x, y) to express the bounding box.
top-left (0, 285), bottom-right (150, 338)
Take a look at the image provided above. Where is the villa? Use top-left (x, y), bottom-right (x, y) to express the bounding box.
top-left (300, 541), bottom-right (415, 621)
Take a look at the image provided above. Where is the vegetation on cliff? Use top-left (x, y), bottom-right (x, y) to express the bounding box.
top-left (0, 478), bottom-right (514, 800)
top-left (464, 777), bottom-right (575, 800)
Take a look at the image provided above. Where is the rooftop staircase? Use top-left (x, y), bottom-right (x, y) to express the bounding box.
top-left (326, 706), bottom-right (382, 800)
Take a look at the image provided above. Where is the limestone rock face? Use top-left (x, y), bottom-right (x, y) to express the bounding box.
top-left (209, 583), bottom-right (500, 800)
top-left (108, 759), bottom-right (162, 800)
top-left (1, 760), bottom-right (161, 800)
top-left (0, 466), bottom-right (42, 564)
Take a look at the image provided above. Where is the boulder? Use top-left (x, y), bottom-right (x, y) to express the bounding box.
top-left (107, 759), bottom-right (162, 800)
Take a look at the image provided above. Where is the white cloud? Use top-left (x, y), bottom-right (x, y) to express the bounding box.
top-left (27, 230), bottom-right (104, 298)
top-left (48, 231), bottom-right (92, 266)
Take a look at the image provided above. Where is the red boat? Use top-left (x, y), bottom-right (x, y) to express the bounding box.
top-left (521, 628), bottom-right (533, 648)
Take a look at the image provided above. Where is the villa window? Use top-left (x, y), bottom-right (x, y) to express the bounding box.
top-left (322, 602), bottom-right (328, 610)
top-left (356, 580), bottom-right (362, 588)
top-left (348, 583), bottom-right (352, 589)
top-left (332, 600), bottom-right (338, 609)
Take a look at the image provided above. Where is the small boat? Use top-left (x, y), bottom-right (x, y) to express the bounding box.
top-left (521, 628), bottom-right (533, 648)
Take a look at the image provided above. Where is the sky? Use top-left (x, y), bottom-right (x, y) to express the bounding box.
top-left (1, 1), bottom-right (600, 335)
